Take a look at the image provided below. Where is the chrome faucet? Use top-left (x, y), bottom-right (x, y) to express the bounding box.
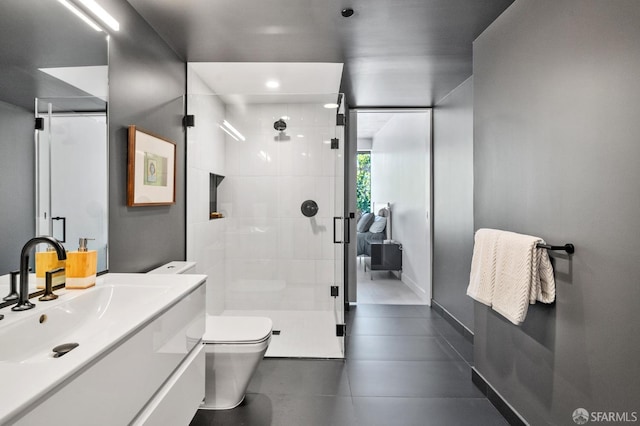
top-left (12, 236), bottom-right (67, 312)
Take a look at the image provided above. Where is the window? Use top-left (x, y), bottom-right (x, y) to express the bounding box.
top-left (357, 151), bottom-right (371, 214)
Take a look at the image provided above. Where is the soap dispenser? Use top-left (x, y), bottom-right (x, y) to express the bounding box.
top-left (66, 238), bottom-right (97, 289)
top-left (36, 247), bottom-right (66, 289)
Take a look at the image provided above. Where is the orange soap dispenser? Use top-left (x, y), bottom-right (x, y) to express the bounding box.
top-left (66, 238), bottom-right (97, 289)
top-left (36, 247), bottom-right (66, 289)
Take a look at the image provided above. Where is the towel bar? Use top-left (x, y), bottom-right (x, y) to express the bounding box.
top-left (536, 243), bottom-right (574, 254)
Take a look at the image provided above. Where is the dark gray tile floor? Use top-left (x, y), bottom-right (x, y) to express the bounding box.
top-left (190, 304), bottom-right (507, 426)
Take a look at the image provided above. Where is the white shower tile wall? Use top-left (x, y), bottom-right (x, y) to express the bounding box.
top-left (220, 102), bottom-right (339, 314)
top-left (224, 217), bottom-right (278, 260)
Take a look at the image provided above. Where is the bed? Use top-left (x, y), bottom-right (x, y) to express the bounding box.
top-left (356, 203), bottom-right (391, 256)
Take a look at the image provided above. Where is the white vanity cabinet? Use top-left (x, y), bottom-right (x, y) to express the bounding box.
top-left (0, 274), bottom-right (206, 426)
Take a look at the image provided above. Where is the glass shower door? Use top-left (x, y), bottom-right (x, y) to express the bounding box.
top-left (331, 105), bottom-right (346, 356)
top-left (185, 90), bottom-right (345, 358)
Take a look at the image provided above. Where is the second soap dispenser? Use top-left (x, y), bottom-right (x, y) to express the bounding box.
top-left (66, 238), bottom-right (97, 289)
top-left (36, 247), bottom-right (66, 289)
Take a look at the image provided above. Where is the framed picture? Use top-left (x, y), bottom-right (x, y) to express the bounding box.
top-left (127, 126), bottom-right (176, 206)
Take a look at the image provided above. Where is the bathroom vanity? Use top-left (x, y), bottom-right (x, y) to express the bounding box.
top-left (0, 273), bottom-right (206, 425)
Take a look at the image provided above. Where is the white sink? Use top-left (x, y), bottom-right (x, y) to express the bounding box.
top-left (0, 273), bottom-right (206, 424)
top-left (0, 284), bottom-right (170, 363)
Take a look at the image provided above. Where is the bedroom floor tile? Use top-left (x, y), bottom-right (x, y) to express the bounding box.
top-left (356, 266), bottom-right (424, 305)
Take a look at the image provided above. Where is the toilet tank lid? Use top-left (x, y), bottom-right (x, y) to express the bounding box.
top-left (204, 316), bottom-right (273, 344)
top-left (147, 261), bottom-right (196, 274)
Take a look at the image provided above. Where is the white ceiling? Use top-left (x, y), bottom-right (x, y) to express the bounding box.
top-left (189, 62), bottom-right (343, 95)
top-left (357, 112), bottom-right (395, 139)
top-left (188, 62), bottom-right (344, 105)
top-left (39, 66), bottom-right (108, 100)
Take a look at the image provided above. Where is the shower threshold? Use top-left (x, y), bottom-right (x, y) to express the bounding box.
top-left (222, 309), bottom-right (343, 359)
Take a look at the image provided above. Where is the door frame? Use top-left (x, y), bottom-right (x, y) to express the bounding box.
top-left (344, 108), bottom-right (433, 306)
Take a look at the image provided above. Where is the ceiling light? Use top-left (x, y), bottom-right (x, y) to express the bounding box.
top-left (78, 0), bottom-right (120, 31)
top-left (297, 134), bottom-right (305, 138)
top-left (57, 0), bottom-right (102, 32)
top-left (265, 80), bottom-right (280, 89)
top-left (323, 103), bottom-right (339, 109)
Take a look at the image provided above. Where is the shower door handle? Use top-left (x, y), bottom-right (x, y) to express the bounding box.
top-left (344, 217), bottom-right (351, 244)
top-left (333, 217), bottom-right (350, 244)
top-left (51, 216), bottom-right (66, 243)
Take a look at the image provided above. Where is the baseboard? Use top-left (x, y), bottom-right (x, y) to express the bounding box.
top-left (431, 299), bottom-right (474, 344)
top-left (471, 368), bottom-right (528, 426)
top-left (401, 274), bottom-right (430, 305)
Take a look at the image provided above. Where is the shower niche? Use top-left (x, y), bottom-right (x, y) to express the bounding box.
top-left (209, 173), bottom-right (225, 219)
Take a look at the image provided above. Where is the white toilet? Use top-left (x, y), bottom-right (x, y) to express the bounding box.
top-left (201, 315), bottom-right (271, 409)
top-left (148, 261), bottom-right (272, 410)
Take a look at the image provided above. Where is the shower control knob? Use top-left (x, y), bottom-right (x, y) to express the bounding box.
top-left (301, 200), bottom-right (319, 217)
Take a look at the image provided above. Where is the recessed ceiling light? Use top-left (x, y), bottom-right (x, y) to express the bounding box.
top-left (323, 103), bottom-right (339, 109)
top-left (266, 80), bottom-right (280, 89)
top-left (297, 134), bottom-right (305, 138)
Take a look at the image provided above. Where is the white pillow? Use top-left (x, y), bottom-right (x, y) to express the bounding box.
top-left (369, 216), bottom-right (387, 233)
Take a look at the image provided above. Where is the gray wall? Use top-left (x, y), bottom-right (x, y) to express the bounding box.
top-left (104, 0), bottom-right (186, 272)
top-left (473, 1), bottom-right (640, 423)
top-left (432, 77), bottom-right (474, 331)
top-left (0, 101), bottom-right (34, 274)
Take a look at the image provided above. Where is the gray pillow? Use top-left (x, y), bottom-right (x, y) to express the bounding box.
top-left (356, 212), bottom-right (375, 232)
top-left (369, 216), bottom-right (387, 233)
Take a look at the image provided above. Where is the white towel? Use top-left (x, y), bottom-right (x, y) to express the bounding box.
top-left (467, 229), bottom-right (556, 325)
top-left (467, 229), bottom-right (500, 306)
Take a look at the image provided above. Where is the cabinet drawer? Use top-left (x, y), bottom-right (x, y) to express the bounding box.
top-left (132, 344), bottom-right (205, 426)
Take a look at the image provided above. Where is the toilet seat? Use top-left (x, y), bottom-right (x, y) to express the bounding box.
top-left (203, 316), bottom-right (272, 345)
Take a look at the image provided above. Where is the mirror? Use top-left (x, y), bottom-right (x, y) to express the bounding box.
top-left (35, 98), bottom-right (108, 272)
top-left (0, 0), bottom-right (109, 275)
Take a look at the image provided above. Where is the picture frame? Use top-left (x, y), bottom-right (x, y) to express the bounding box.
top-left (127, 125), bottom-right (176, 206)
